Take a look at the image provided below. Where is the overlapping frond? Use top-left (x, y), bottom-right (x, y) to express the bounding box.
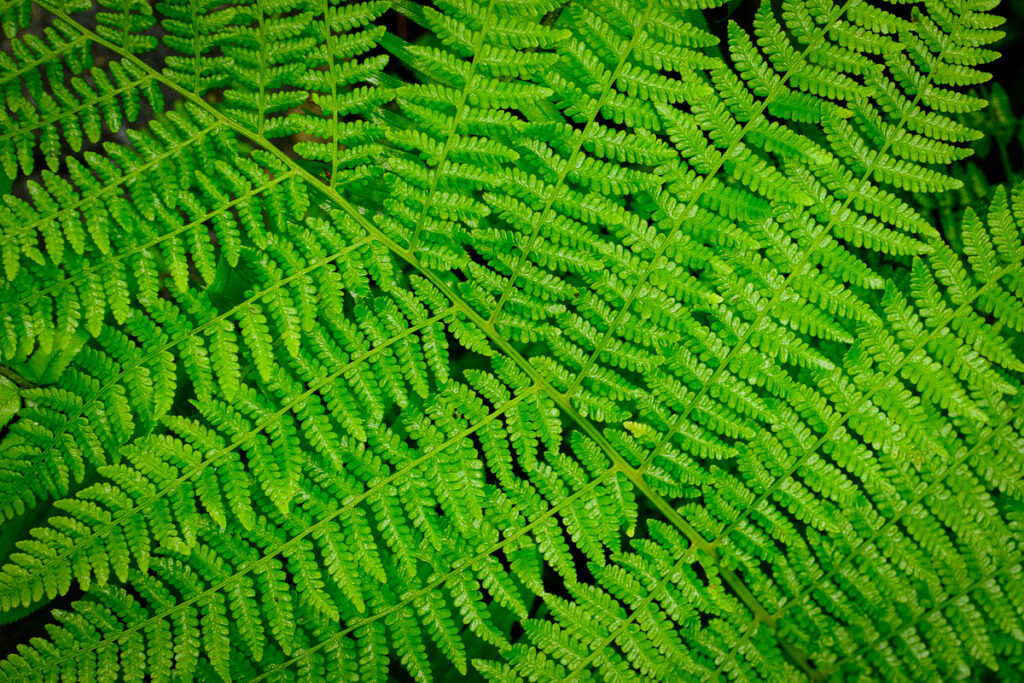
top-left (1, 0), bottom-right (1023, 680)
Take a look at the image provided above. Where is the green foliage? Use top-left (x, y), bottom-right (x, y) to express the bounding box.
top-left (1, 0), bottom-right (1023, 680)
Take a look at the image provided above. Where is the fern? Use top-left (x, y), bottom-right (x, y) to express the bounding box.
top-left (1, 0), bottom-right (1023, 680)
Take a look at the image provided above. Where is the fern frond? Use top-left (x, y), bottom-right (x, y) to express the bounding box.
top-left (2, 0), bottom-right (1023, 680)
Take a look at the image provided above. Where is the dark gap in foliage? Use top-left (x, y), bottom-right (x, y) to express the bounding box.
top-left (704, 0), bottom-right (757, 46)
top-left (0, 586), bottom-right (82, 653)
top-left (380, 8), bottom-right (428, 45)
top-left (378, 9), bottom-right (424, 87)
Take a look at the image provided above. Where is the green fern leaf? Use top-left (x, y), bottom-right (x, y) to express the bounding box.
top-left (2, 0), bottom-right (1024, 681)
